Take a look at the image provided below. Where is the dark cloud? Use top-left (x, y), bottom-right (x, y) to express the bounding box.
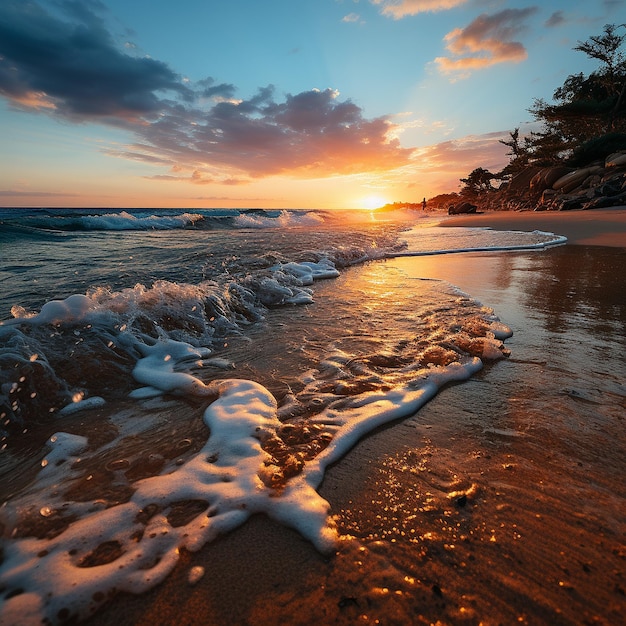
top-left (545, 11), bottom-right (566, 28)
top-left (0, 0), bottom-right (192, 119)
top-left (127, 87), bottom-right (412, 177)
top-left (196, 77), bottom-right (237, 100)
top-left (603, 0), bottom-right (626, 13)
top-left (0, 0), bottom-right (413, 178)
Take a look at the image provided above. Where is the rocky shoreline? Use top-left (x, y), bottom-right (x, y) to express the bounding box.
top-left (474, 151), bottom-right (626, 213)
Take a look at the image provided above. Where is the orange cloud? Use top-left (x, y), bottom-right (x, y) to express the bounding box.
top-left (372, 0), bottom-right (468, 19)
top-left (8, 90), bottom-right (57, 111)
top-left (0, 3), bottom-right (414, 182)
top-left (400, 131), bottom-right (510, 195)
top-left (435, 8), bottom-right (538, 77)
top-left (121, 87), bottom-right (414, 179)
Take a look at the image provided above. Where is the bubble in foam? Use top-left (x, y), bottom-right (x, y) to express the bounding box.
top-left (188, 565), bottom-right (205, 585)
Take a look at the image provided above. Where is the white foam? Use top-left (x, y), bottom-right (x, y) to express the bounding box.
top-left (130, 340), bottom-right (215, 397)
top-left (0, 353), bottom-right (487, 623)
top-left (81, 211), bottom-right (204, 231)
top-left (273, 259), bottom-right (341, 285)
top-left (58, 396), bottom-right (106, 416)
top-left (234, 210), bottom-right (326, 229)
top-left (2, 293), bottom-right (95, 326)
top-left (42, 432), bottom-right (89, 469)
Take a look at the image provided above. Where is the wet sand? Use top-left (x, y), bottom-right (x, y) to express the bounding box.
top-left (441, 206), bottom-right (626, 247)
top-left (90, 211), bottom-right (626, 625)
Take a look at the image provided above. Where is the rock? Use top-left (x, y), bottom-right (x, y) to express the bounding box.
top-left (605, 152), bottom-right (626, 168)
top-left (584, 191), bottom-right (626, 209)
top-left (530, 166), bottom-right (572, 194)
top-left (558, 197), bottom-right (585, 211)
top-left (507, 167), bottom-right (543, 193)
top-left (581, 174), bottom-right (602, 189)
top-left (448, 201), bottom-right (477, 215)
top-left (597, 177), bottom-right (624, 197)
top-left (552, 165), bottom-right (603, 193)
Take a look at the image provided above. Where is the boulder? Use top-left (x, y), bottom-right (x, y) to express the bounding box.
top-left (530, 166), bottom-right (573, 194)
top-left (605, 152), bottom-right (626, 168)
top-left (506, 167), bottom-right (543, 194)
top-left (552, 165), bottom-right (603, 193)
top-left (448, 202), bottom-right (477, 215)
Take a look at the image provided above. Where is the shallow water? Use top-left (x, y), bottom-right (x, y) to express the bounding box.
top-left (2, 208), bottom-right (612, 624)
top-left (318, 247), bottom-right (626, 625)
top-left (83, 244), bottom-right (625, 626)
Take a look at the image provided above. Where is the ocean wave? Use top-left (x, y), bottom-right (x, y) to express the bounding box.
top-left (0, 255), bottom-right (346, 431)
top-left (0, 267), bottom-right (513, 623)
top-left (397, 224), bottom-right (566, 255)
top-left (79, 210), bottom-right (206, 230)
top-left (1, 210), bottom-right (207, 233)
top-left (0, 208), bottom-right (342, 236)
top-left (234, 209), bottom-right (328, 229)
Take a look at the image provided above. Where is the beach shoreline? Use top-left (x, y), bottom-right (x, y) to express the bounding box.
top-left (86, 212), bottom-right (625, 626)
top-left (439, 206), bottom-right (626, 247)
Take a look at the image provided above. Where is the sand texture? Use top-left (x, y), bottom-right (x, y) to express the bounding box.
top-left (86, 211), bottom-right (626, 625)
top-left (441, 207), bottom-right (626, 247)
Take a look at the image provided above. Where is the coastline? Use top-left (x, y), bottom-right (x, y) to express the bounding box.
top-left (439, 206), bottom-right (626, 247)
top-left (75, 213), bottom-right (626, 625)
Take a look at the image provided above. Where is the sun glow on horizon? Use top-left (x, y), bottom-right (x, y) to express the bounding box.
top-left (360, 194), bottom-right (388, 210)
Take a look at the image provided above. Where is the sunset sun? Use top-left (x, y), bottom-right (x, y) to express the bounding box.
top-left (360, 194), bottom-right (388, 210)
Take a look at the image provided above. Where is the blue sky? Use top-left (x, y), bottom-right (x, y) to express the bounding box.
top-left (1, 0), bottom-right (623, 209)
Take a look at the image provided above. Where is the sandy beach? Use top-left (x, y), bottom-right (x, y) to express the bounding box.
top-left (81, 209), bottom-right (626, 625)
top-left (440, 206), bottom-right (626, 247)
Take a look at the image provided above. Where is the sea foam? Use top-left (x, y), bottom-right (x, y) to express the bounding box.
top-left (0, 213), bottom-right (540, 624)
top-left (0, 350), bottom-right (492, 624)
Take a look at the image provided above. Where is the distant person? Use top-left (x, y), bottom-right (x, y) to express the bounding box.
top-left (422, 197), bottom-right (427, 211)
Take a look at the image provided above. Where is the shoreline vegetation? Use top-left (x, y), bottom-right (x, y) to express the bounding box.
top-left (380, 23), bottom-right (626, 218)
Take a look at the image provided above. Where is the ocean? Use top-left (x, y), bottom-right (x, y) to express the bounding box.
top-left (0, 206), bottom-right (608, 624)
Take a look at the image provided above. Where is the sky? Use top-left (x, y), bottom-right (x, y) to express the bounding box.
top-left (1, 0), bottom-right (624, 210)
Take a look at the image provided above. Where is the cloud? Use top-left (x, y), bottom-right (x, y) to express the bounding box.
top-left (416, 131), bottom-right (510, 172)
top-left (0, 189), bottom-right (79, 197)
top-left (342, 13), bottom-right (362, 23)
top-left (545, 11), bottom-right (566, 28)
top-left (0, 0), bottom-right (192, 120)
top-left (603, 0), bottom-right (626, 14)
top-left (406, 130), bottom-right (510, 194)
top-left (435, 8), bottom-right (539, 76)
top-left (196, 78), bottom-right (238, 100)
top-left (372, 0), bottom-right (468, 19)
top-left (128, 87), bottom-right (413, 178)
top-left (0, 0), bottom-right (413, 180)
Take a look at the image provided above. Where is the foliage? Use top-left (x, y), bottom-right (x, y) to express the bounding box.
top-left (427, 192), bottom-right (459, 209)
top-left (459, 23), bottom-right (626, 193)
top-left (528, 24), bottom-right (626, 159)
top-left (568, 132), bottom-right (626, 166)
top-left (459, 167), bottom-right (497, 197)
top-left (498, 128), bottom-right (534, 177)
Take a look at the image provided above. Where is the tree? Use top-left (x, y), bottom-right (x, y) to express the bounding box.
top-left (460, 167), bottom-right (496, 197)
top-left (527, 23), bottom-right (626, 161)
top-left (498, 128), bottom-right (534, 176)
top-left (574, 23), bottom-right (625, 98)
